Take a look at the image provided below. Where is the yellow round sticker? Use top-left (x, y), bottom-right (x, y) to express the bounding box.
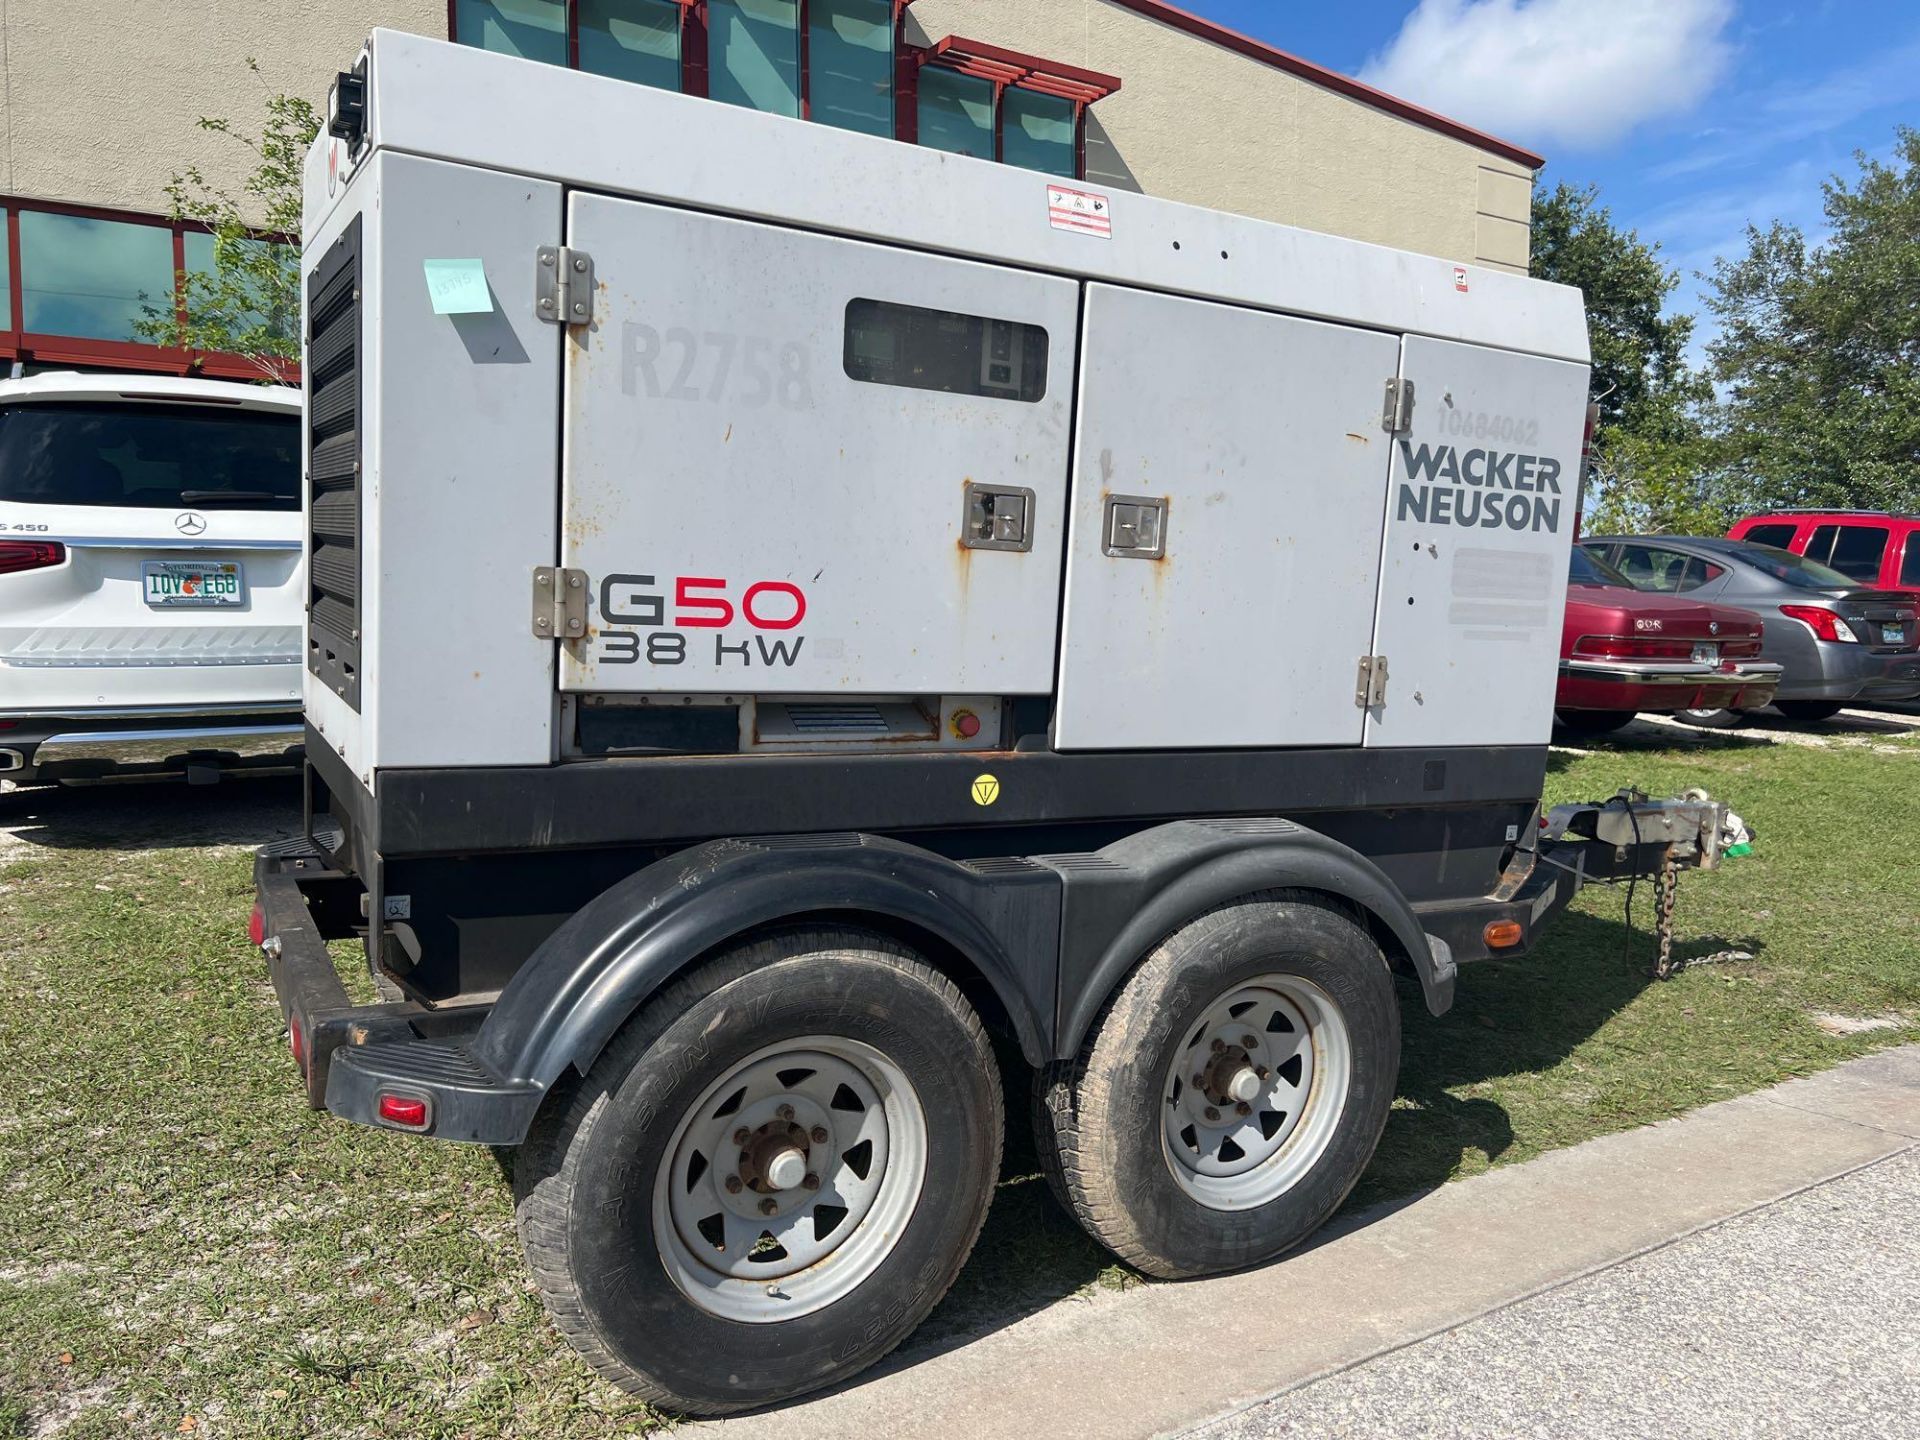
top-left (971, 774), bottom-right (1002, 807)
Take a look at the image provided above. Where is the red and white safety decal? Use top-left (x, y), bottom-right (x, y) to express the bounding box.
top-left (1048, 184), bottom-right (1112, 239)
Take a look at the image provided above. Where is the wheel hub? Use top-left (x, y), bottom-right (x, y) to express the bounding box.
top-left (654, 1039), bottom-right (928, 1323)
top-left (1160, 976), bottom-right (1353, 1212)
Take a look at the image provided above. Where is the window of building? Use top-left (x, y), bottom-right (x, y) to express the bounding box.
top-left (916, 67), bottom-right (995, 159)
top-left (19, 211), bottom-right (175, 343)
top-left (449, 6), bottom-right (1118, 175)
top-left (708, 0), bottom-right (801, 116)
top-left (810, 0), bottom-right (895, 137)
top-left (1, 200), bottom-right (292, 380)
top-left (453, 0), bottom-right (568, 65)
top-left (580, 0), bottom-right (684, 90)
top-left (1000, 88), bottom-right (1076, 176)
top-left (184, 231), bottom-right (297, 343)
top-left (844, 298), bottom-right (1049, 403)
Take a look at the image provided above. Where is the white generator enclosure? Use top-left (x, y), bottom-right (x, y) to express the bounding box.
top-left (304, 30), bottom-right (1590, 782)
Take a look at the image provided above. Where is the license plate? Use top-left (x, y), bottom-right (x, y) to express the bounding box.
top-left (142, 559), bottom-right (245, 608)
top-left (1882, 624), bottom-right (1906, 645)
top-left (1691, 642), bottom-right (1718, 664)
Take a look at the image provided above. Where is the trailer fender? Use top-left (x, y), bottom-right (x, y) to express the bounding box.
top-left (469, 833), bottom-right (1060, 1096)
top-left (1051, 818), bottom-right (1454, 1059)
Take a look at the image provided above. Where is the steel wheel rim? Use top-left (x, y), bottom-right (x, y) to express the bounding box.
top-left (652, 1035), bottom-right (927, 1322)
top-left (1159, 974), bottom-right (1352, 1212)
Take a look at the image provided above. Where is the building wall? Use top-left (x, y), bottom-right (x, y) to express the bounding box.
top-left (0, 0), bottom-right (1532, 267)
top-left (909, 0), bottom-right (1535, 272)
top-left (0, 0), bottom-right (443, 218)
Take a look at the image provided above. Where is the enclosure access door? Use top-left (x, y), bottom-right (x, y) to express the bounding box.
top-left (558, 192), bottom-right (1081, 695)
top-left (1363, 336), bottom-right (1591, 748)
top-left (1053, 285), bottom-right (1404, 750)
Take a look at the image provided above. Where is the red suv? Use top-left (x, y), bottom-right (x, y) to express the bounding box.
top-left (1728, 511), bottom-right (1920, 591)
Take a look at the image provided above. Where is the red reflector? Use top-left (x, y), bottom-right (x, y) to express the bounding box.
top-left (289, 1022), bottom-right (306, 1065)
top-left (0, 540), bottom-right (66, 577)
top-left (378, 1095), bottom-right (429, 1128)
top-left (248, 905), bottom-right (267, 947)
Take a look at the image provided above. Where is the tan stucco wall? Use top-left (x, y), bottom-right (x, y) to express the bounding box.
top-left (0, 0), bottom-right (1532, 270)
top-left (0, 0), bottom-right (442, 221)
top-left (909, 0), bottom-right (1535, 272)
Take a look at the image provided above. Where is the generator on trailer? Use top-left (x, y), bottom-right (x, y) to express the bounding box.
top-left (259, 29), bottom-right (1731, 1416)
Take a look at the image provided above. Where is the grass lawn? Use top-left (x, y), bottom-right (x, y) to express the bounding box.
top-left (2, 726), bottom-right (1916, 1437)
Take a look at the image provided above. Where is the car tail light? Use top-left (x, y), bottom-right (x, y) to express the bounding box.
top-left (1719, 638), bottom-right (1763, 659)
top-left (1779, 605), bottom-right (1858, 643)
top-left (378, 1094), bottom-right (431, 1129)
top-left (1572, 635), bottom-right (1696, 660)
top-left (0, 540), bottom-right (66, 576)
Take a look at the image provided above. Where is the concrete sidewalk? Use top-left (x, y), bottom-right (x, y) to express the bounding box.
top-left (708, 1046), bottom-right (1920, 1440)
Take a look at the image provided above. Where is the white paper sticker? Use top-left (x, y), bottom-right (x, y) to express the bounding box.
top-left (1048, 184), bottom-right (1112, 239)
top-left (1453, 265), bottom-right (1470, 293)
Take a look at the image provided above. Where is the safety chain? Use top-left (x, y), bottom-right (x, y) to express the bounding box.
top-left (1651, 846), bottom-right (1680, 980)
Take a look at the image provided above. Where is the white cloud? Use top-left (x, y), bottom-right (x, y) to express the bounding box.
top-left (1359, 0), bottom-right (1737, 155)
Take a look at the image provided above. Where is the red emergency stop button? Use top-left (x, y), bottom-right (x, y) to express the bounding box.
top-left (952, 710), bottom-right (982, 740)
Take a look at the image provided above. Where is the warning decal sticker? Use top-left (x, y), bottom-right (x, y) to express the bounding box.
top-left (1048, 184), bottom-right (1113, 239)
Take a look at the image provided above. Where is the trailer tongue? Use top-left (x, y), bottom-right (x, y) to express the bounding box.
top-left (260, 28), bottom-right (1737, 1416)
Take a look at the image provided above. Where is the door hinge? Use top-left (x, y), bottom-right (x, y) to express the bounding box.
top-left (532, 567), bottom-right (589, 640)
top-left (1381, 377), bottom-right (1415, 434)
top-left (1355, 654), bottom-right (1389, 709)
top-left (536, 246), bottom-right (595, 326)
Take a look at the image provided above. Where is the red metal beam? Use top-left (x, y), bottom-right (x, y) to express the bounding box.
top-left (922, 35), bottom-right (1122, 106)
top-left (1104, 0), bottom-right (1544, 171)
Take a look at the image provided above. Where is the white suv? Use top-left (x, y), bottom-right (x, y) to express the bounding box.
top-left (0, 373), bottom-right (304, 784)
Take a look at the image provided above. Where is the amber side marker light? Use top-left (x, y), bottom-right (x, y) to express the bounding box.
top-left (1484, 920), bottom-right (1525, 950)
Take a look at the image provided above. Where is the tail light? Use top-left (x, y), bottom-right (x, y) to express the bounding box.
top-left (377, 1094), bottom-right (431, 1130)
top-left (1720, 637), bottom-right (1764, 660)
top-left (1572, 635), bottom-right (1696, 660)
top-left (0, 540), bottom-right (66, 576)
top-left (1779, 605), bottom-right (1858, 643)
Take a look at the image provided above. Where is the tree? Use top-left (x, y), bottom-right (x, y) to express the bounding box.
top-left (1529, 183), bottom-right (1722, 533)
top-left (135, 60), bottom-right (317, 381)
top-left (1705, 129), bottom-right (1920, 515)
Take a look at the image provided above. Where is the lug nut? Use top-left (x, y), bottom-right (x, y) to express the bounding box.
top-left (733, 1127), bottom-right (751, 1146)
top-left (1210, 1038), bottom-right (1226, 1053)
top-left (1204, 1106), bottom-right (1220, 1122)
top-left (778, 1104), bottom-right (796, 1121)
top-left (811, 1126), bottom-right (829, 1144)
top-left (803, 1173), bottom-right (820, 1190)
top-left (760, 1197), bottom-right (778, 1216)
top-left (1256, 1066), bottom-right (1269, 1079)
top-left (1192, 1073), bottom-right (1206, 1088)
top-left (1241, 1034), bottom-right (1258, 1049)
top-left (724, 1175), bottom-right (743, 1194)
top-left (1236, 1102), bottom-right (1252, 1117)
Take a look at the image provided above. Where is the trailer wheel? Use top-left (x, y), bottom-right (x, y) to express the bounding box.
top-left (1034, 892), bottom-right (1397, 1279)
top-left (514, 928), bottom-right (1001, 1416)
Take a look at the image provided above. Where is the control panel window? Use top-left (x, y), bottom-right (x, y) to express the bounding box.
top-left (844, 299), bottom-right (1049, 403)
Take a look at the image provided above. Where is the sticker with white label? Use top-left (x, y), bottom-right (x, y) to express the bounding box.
top-left (1453, 265), bottom-right (1470, 293)
top-left (1048, 184), bottom-right (1112, 238)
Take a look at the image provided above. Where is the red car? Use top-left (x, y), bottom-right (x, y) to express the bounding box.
top-left (1555, 547), bottom-right (1783, 735)
top-left (1728, 510), bottom-right (1920, 591)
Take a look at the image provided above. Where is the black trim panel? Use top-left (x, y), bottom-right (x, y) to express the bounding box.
top-left (357, 745), bottom-right (1549, 858)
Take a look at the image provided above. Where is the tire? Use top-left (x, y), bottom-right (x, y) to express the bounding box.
top-left (1775, 701), bottom-right (1844, 723)
top-left (1033, 891), bottom-right (1399, 1280)
top-left (514, 927), bottom-right (1002, 1416)
top-left (1553, 709), bottom-right (1636, 736)
top-left (1676, 707), bottom-right (1746, 729)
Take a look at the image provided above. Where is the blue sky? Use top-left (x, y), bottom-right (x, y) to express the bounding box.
top-left (1183, 0), bottom-right (1920, 362)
